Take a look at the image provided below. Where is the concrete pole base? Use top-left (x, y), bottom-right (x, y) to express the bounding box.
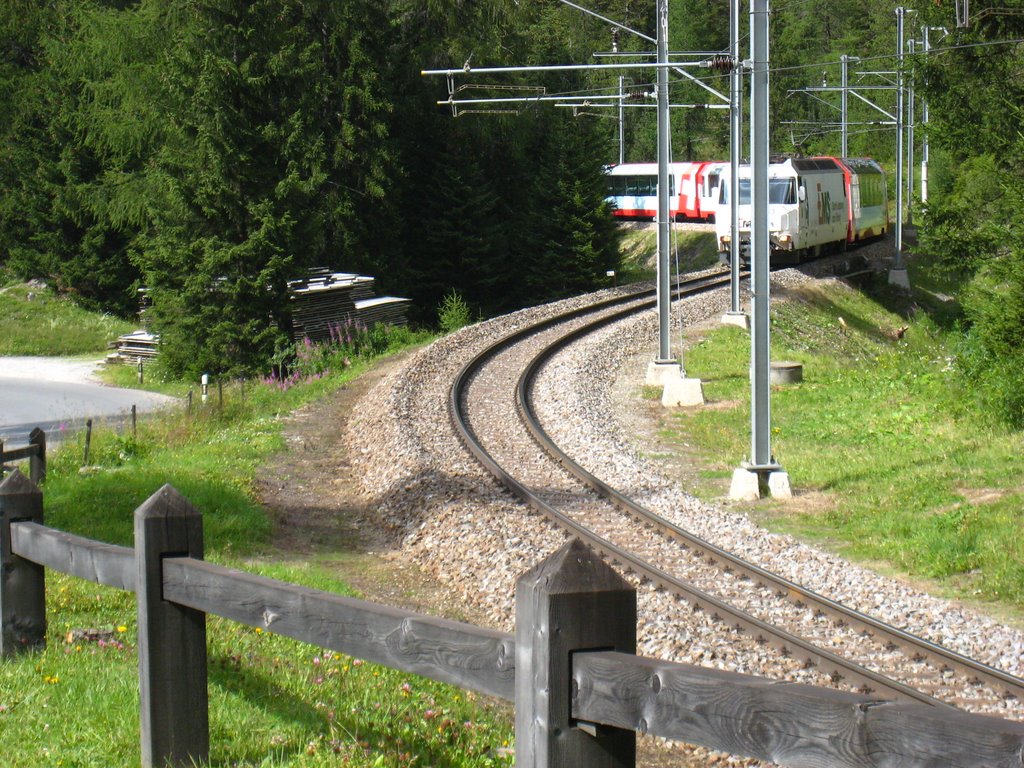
top-left (888, 268), bottom-right (910, 290)
top-left (645, 360), bottom-right (681, 387)
top-left (767, 471), bottom-right (792, 499)
top-left (728, 467), bottom-right (792, 500)
top-left (661, 377), bottom-right (705, 407)
top-left (721, 311), bottom-right (750, 330)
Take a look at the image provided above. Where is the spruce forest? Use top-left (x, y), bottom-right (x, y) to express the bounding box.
top-left (1, 0), bottom-right (1023, 424)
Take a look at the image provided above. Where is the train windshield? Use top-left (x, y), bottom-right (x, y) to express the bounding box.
top-left (719, 178), bottom-right (797, 205)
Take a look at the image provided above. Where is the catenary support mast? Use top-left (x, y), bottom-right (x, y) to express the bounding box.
top-left (728, 0), bottom-right (743, 317)
top-left (730, 0), bottom-right (789, 500)
top-left (749, 0), bottom-right (774, 473)
top-left (655, 0), bottom-right (672, 365)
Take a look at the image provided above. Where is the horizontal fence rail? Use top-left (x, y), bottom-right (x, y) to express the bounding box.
top-left (162, 557), bottom-right (516, 701)
top-left (572, 652), bottom-right (1024, 768)
top-left (11, 521), bottom-right (135, 591)
top-left (3, 468), bottom-right (1024, 767)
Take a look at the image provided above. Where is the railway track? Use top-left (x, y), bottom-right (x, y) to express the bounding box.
top-left (448, 270), bottom-right (1024, 714)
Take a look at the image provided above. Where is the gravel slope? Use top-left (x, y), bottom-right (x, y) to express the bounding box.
top-left (269, 266), bottom-right (1024, 765)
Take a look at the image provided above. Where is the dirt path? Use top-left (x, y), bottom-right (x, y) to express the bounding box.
top-left (255, 348), bottom-right (726, 767)
top-left (255, 349), bottom-right (458, 616)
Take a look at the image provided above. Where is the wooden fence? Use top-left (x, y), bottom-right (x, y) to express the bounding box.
top-left (2, 469), bottom-right (1023, 767)
top-left (0, 427), bottom-right (46, 485)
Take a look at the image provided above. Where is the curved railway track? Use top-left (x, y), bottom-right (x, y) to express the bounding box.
top-left (448, 271), bottom-right (1024, 714)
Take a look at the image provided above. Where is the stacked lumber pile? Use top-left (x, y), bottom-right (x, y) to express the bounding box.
top-left (288, 270), bottom-right (410, 343)
top-left (106, 272), bottom-right (411, 363)
top-left (106, 330), bottom-right (159, 365)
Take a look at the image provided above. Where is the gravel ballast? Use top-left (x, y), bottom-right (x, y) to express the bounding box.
top-left (337, 265), bottom-right (1024, 764)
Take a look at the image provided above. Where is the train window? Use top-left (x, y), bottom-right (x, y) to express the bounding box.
top-left (769, 179), bottom-right (796, 204)
top-left (722, 178), bottom-right (795, 205)
top-left (607, 174), bottom-right (674, 198)
top-left (737, 180), bottom-right (750, 204)
top-left (856, 173), bottom-right (885, 208)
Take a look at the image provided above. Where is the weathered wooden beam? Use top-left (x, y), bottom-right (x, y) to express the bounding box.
top-left (162, 557), bottom-right (516, 701)
top-left (0, 470), bottom-right (46, 656)
top-left (515, 539), bottom-right (636, 768)
top-left (10, 522), bottom-right (134, 591)
top-left (1, 445), bottom-right (36, 462)
top-left (135, 485), bottom-right (208, 768)
top-left (28, 428), bottom-right (46, 486)
top-left (572, 651), bottom-right (1024, 768)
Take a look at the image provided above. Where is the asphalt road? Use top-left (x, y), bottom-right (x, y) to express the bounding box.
top-left (0, 357), bottom-right (177, 442)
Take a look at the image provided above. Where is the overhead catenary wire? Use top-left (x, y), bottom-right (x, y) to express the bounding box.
top-left (432, 33), bottom-right (1024, 120)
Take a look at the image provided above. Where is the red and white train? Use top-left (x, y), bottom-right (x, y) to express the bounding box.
top-left (713, 156), bottom-right (889, 264)
top-left (606, 156), bottom-right (889, 265)
top-left (605, 160), bottom-right (726, 222)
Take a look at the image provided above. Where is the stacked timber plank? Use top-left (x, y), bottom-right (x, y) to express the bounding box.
top-left (288, 270), bottom-right (411, 343)
top-left (105, 271), bottom-right (410, 363)
top-left (106, 330), bottom-right (159, 365)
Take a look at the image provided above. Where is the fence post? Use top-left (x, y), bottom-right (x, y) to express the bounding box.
top-left (515, 539), bottom-right (636, 768)
top-left (135, 484), bottom-right (209, 767)
top-left (83, 418), bottom-right (93, 467)
top-left (28, 428), bottom-right (46, 486)
top-left (0, 470), bottom-right (46, 656)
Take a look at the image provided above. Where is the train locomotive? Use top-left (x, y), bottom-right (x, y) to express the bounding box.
top-left (605, 160), bottom-right (726, 222)
top-left (714, 156), bottom-right (888, 265)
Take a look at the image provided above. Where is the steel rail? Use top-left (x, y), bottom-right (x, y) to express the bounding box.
top-left (516, 288), bottom-right (1024, 704)
top-left (449, 275), bottom-right (949, 708)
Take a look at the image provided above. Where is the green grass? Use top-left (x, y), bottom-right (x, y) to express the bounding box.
top-left (616, 224), bottom-right (719, 283)
top-left (0, 281), bottom-right (135, 355)
top-left (664, 280), bottom-right (1024, 613)
top-left (1, 326), bottom-right (517, 767)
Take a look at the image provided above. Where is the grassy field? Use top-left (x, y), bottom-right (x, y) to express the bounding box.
top-left (659, 273), bottom-right (1024, 616)
top-left (7, 263), bottom-right (1023, 763)
top-left (0, 315), bottom-right (517, 767)
top-left (0, 280), bottom-right (135, 356)
top-left (616, 223), bottom-right (720, 282)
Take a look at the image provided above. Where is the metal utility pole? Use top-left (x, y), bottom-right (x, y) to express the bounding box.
top-left (728, 0), bottom-right (743, 317)
top-left (618, 74), bottom-right (625, 164)
top-left (892, 7), bottom-right (907, 279)
top-left (840, 55), bottom-right (853, 156)
top-left (921, 27), bottom-right (931, 204)
top-left (612, 28), bottom-right (625, 165)
top-left (906, 38), bottom-right (915, 226)
top-left (749, 0), bottom-right (777, 475)
top-left (655, 0), bottom-right (672, 366)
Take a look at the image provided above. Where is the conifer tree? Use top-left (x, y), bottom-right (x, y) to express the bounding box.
top-left (135, 0), bottom-right (397, 377)
top-left (0, 1), bottom-right (150, 315)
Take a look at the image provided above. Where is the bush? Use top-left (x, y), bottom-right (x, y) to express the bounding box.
top-left (267, 321), bottom-right (425, 390)
top-left (956, 246), bottom-right (1024, 428)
